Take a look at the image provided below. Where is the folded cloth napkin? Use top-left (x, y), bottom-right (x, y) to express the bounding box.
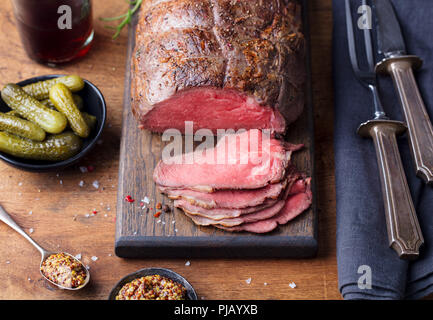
top-left (333, 0), bottom-right (433, 299)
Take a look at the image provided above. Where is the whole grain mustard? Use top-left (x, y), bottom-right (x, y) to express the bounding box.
top-left (116, 275), bottom-right (186, 300)
top-left (40, 253), bottom-right (87, 288)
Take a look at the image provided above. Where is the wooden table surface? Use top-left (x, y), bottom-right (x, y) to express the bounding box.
top-left (0, 0), bottom-right (339, 299)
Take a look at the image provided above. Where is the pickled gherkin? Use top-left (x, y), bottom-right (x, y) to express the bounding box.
top-left (41, 94), bottom-right (83, 110)
top-left (1, 84), bottom-right (67, 134)
top-left (0, 131), bottom-right (82, 161)
top-left (0, 112), bottom-right (45, 141)
top-left (6, 110), bottom-right (21, 118)
top-left (22, 75), bottom-right (84, 100)
top-left (49, 83), bottom-right (89, 138)
top-left (81, 112), bottom-right (97, 130)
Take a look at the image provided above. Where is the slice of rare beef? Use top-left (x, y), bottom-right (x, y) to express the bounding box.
top-left (159, 174), bottom-right (290, 209)
top-left (175, 198), bottom-right (278, 221)
top-left (184, 199), bottom-right (287, 227)
top-left (179, 172), bottom-right (302, 225)
top-left (153, 130), bottom-right (301, 192)
top-left (218, 178), bottom-right (312, 233)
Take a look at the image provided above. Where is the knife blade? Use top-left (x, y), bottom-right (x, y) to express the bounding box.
top-left (374, 0), bottom-right (433, 184)
top-left (374, 0), bottom-right (406, 57)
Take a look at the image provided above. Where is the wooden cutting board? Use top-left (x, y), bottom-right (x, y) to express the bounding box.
top-left (115, 0), bottom-right (317, 258)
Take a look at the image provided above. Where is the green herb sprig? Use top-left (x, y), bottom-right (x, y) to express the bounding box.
top-left (100, 0), bottom-right (142, 39)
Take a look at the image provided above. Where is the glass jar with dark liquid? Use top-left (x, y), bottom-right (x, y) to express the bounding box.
top-left (12, 0), bottom-right (94, 65)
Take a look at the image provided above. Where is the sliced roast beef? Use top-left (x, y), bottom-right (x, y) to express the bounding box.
top-left (153, 129), bottom-right (302, 192)
top-left (131, 0), bottom-right (305, 134)
top-left (175, 198), bottom-right (278, 221)
top-left (184, 200), bottom-right (286, 227)
top-left (181, 175), bottom-right (305, 226)
top-left (159, 173), bottom-right (290, 209)
top-left (159, 165), bottom-right (301, 209)
top-left (218, 178), bottom-right (312, 233)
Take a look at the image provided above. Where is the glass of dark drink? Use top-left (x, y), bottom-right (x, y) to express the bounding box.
top-left (11, 0), bottom-right (94, 65)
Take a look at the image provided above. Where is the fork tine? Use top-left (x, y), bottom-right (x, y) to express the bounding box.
top-left (362, 0), bottom-right (375, 71)
top-left (345, 0), bottom-right (361, 75)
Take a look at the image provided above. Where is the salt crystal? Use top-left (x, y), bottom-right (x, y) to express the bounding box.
top-left (289, 282), bottom-right (297, 289)
top-left (75, 254), bottom-right (82, 260)
top-left (78, 180), bottom-right (84, 187)
top-left (175, 229), bottom-right (178, 232)
top-left (142, 197), bottom-right (150, 204)
top-left (28, 277), bottom-right (31, 281)
top-left (172, 221), bottom-right (176, 224)
top-left (91, 256), bottom-right (98, 261)
top-left (157, 220), bottom-right (161, 224)
top-left (185, 261), bottom-right (191, 266)
top-left (79, 166), bottom-right (88, 173)
top-left (59, 180), bottom-right (63, 185)
top-left (104, 214), bottom-right (108, 217)
top-left (18, 182), bottom-right (22, 186)
top-left (29, 228), bottom-right (34, 234)
top-left (6, 261), bottom-right (10, 264)
top-left (264, 282), bottom-right (268, 286)
top-left (245, 278), bottom-right (252, 285)
top-left (108, 254), bottom-right (112, 257)
top-left (92, 180), bottom-right (99, 189)
top-left (28, 211), bottom-right (32, 215)
top-left (84, 214), bottom-right (90, 218)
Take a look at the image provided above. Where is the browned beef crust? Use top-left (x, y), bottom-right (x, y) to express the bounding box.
top-left (131, 0), bottom-right (306, 126)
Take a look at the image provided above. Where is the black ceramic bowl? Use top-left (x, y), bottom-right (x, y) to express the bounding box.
top-left (0, 74), bottom-right (106, 171)
top-left (108, 268), bottom-right (198, 300)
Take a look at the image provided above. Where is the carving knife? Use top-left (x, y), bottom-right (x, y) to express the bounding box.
top-left (374, 0), bottom-right (433, 184)
top-left (345, 0), bottom-right (423, 259)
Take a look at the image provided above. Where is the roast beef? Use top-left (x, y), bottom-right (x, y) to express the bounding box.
top-left (153, 129), bottom-right (302, 192)
top-left (184, 199), bottom-right (287, 227)
top-left (131, 0), bottom-right (305, 134)
top-left (181, 175), bottom-right (306, 227)
top-left (218, 177), bottom-right (312, 233)
top-left (159, 179), bottom-right (287, 209)
top-left (175, 197), bottom-right (278, 220)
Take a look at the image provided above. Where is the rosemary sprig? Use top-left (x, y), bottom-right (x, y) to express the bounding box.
top-left (100, 0), bottom-right (143, 39)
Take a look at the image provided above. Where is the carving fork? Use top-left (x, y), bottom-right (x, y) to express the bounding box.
top-left (345, 0), bottom-right (423, 259)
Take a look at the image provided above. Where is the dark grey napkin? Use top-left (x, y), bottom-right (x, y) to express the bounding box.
top-left (333, 0), bottom-right (433, 300)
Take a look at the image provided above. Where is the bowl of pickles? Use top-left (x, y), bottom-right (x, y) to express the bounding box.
top-left (0, 74), bottom-right (106, 171)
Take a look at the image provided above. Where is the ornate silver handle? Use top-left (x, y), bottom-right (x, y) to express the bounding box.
top-left (358, 119), bottom-right (424, 259)
top-left (377, 56), bottom-right (433, 184)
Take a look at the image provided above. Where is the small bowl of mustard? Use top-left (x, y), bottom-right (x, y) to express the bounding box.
top-left (108, 267), bottom-right (197, 300)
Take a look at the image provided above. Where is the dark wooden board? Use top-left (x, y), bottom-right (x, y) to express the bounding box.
top-left (115, 0), bottom-right (317, 258)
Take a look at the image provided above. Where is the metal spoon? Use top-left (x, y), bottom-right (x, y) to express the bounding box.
top-left (0, 205), bottom-right (90, 290)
